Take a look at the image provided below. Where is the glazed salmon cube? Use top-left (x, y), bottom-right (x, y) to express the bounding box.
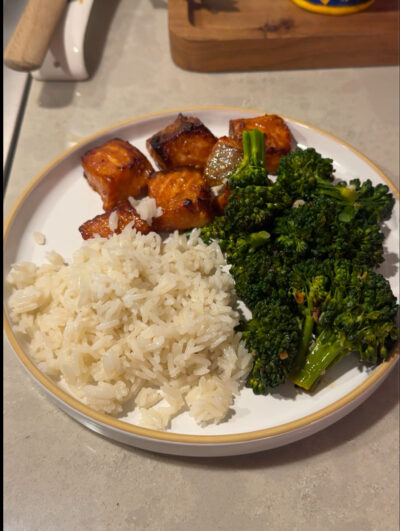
top-left (79, 200), bottom-right (152, 240)
top-left (229, 114), bottom-right (291, 174)
top-left (82, 138), bottom-right (154, 210)
top-left (146, 114), bottom-right (217, 171)
top-left (148, 168), bottom-right (214, 231)
top-left (204, 136), bottom-right (243, 186)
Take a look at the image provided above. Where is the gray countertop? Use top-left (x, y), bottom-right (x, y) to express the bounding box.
top-left (4, 1), bottom-right (399, 530)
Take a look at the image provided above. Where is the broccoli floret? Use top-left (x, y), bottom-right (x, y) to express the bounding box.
top-left (276, 147), bottom-right (363, 208)
top-left (273, 196), bottom-right (385, 268)
top-left (276, 147), bottom-right (335, 199)
top-left (276, 148), bottom-right (395, 223)
top-left (288, 259), bottom-right (330, 374)
top-left (315, 178), bottom-right (395, 223)
top-left (229, 248), bottom-right (290, 311)
top-left (200, 215), bottom-right (230, 247)
top-left (349, 178), bottom-right (395, 223)
top-left (200, 128), bottom-right (290, 250)
top-left (240, 257), bottom-right (398, 395)
top-left (228, 129), bottom-right (270, 188)
top-left (289, 259), bottom-right (399, 390)
top-left (241, 301), bottom-right (301, 394)
top-left (225, 230), bottom-right (271, 263)
top-left (223, 184), bottom-right (291, 234)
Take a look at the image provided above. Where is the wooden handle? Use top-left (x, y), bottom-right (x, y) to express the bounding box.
top-left (4, 0), bottom-right (68, 72)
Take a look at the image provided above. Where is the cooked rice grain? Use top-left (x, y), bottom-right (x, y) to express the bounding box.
top-left (6, 227), bottom-right (251, 428)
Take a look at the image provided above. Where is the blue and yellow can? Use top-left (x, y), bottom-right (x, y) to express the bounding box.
top-left (291, 0), bottom-right (375, 15)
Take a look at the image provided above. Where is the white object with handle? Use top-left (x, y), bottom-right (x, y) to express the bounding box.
top-left (4, 0), bottom-right (94, 81)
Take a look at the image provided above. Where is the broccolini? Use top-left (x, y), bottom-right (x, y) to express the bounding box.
top-left (200, 130), bottom-right (398, 395)
top-left (289, 259), bottom-right (398, 390)
top-left (273, 195), bottom-right (386, 268)
top-left (276, 148), bottom-right (395, 222)
top-left (241, 300), bottom-right (301, 394)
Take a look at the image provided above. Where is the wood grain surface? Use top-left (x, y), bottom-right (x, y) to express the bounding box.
top-left (168, 0), bottom-right (399, 72)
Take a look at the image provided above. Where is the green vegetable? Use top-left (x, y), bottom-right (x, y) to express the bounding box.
top-left (348, 178), bottom-right (395, 223)
top-left (228, 129), bottom-right (270, 188)
top-left (241, 300), bottom-right (301, 393)
top-left (289, 260), bottom-right (398, 390)
top-left (273, 195), bottom-right (386, 268)
top-left (276, 147), bottom-right (395, 222)
top-left (229, 248), bottom-right (288, 311)
top-left (288, 259), bottom-right (330, 374)
top-left (201, 128), bottom-right (289, 250)
top-left (201, 133), bottom-right (398, 395)
top-left (275, 147), bottom-right (336, 199)
top-left (223, 184), bottom-right (291, 234)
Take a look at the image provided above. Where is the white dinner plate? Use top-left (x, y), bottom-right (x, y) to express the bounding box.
top-left (4, 107), bottom-right (399, 457)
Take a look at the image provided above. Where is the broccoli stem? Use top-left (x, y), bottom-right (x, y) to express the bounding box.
top-left (290, 329), bottom-right (348, 390)
top-left (241, 130), bottom-right (251, 163)
top-left (253, 129), bottom-right (266, 168)
top-left (242, 129), bottom-right (266, 168)
top-left (316, 179), bottom-right (358, 203)
top-left (292, 313), bottom-right (314, 374)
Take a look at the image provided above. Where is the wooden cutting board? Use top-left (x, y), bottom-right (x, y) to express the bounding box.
top-left (168, 0), bottom-right (399, 72)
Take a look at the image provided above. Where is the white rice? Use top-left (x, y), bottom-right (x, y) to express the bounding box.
top-left (33, 232), bottom-right (46, 245)
top-left (108, 210), bottom-right (119, 232)
top-left (292, 199), bottom-right (306, 208)
top-left (128, 196), bottom-right (163, 224)
top-left (6, 227), bottom-right (251, 429)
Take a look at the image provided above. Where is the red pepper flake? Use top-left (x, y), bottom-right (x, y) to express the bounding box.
top-left (311, 307), bottom-right (321, 323)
